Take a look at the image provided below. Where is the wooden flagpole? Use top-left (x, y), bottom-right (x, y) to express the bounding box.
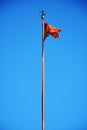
top-left (41, 10), bottom-right (46, 130)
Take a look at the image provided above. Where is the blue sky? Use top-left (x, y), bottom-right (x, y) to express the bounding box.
top-left (0, 0), bottom-right (87, 130)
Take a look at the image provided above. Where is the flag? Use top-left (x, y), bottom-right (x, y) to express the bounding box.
top-left (44, 22), bottom-right (62, 40)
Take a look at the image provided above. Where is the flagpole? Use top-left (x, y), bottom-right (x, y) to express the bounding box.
top-left (41, 10), bottom-right (46, 130)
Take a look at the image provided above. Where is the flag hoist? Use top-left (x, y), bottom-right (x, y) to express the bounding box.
top-left (40, 10), bottom-right (62, 130)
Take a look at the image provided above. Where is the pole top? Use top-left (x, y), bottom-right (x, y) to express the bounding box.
top-left (40, 10), bottom-right (46, 20)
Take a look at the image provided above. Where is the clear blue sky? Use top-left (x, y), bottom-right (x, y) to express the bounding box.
top-left (0, 0), bottom-right (87, 130)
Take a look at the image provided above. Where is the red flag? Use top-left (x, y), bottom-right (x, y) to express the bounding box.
top-left (44, 22), bottom-right (62, 40)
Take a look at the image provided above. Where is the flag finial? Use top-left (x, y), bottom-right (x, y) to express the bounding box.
top-left (40, 10), bottom-right (46, 20)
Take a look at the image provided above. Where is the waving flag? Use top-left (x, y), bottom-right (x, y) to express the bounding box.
top-left (44, 22), bottom-right (62, 40)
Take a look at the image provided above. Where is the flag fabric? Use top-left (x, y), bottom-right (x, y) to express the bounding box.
top-left (44, 22), bottom-right (62, 40)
